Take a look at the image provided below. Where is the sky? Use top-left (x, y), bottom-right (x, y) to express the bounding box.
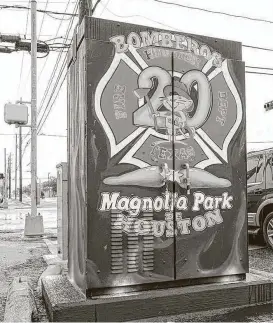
top-left (1, 0), bottom-right (273, 187)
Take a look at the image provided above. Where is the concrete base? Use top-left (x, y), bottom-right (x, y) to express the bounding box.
top-left (42, 274), bottom-right (273, 322)
top-left (24, 214), bottom-right (44, 236)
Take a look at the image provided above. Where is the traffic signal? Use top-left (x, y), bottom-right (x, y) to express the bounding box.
top-left (264, 100), bottom-right (273, 111)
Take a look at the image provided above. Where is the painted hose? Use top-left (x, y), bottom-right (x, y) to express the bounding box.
top-left (103, 166), bottom-right (165, 187)
top-left (177, 168), bottom-right (231, 188)
top-left (103, 167), bottom-right (231, 188)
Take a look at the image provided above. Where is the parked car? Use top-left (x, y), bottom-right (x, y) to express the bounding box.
top-left (247, 148), bottom-right (273, 249)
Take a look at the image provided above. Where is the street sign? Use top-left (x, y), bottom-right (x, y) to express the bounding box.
top-left (264, 100), bottom-right (273, 111)
top-left (4, 103), bottom-right (28, 125)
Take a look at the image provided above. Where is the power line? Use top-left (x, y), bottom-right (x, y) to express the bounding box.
top-left (243, 44), bottom-right (273, 53)
top-left (0, 4), bottom-right (77, 16)
top-left (0, 133), bottom-right (66, 137)
top-left (150, 0), bottom-right (273, 26)
top-left (92, 0), bottom-right (103, 14)
top-left (37, 0), bottom-right (79, 132)
top-left (37, 5), bottom-right (75, 121)
top-left (38, 0), bottom-right (49, 39)
top-left (99, 0), bottom-right (111, 16)
top-left (248, 141), bottom-right (273, 144)
top-left (17, 0), bottom-right (30, 97)
top-left (246, 65), bottom-right (273, 71)
top-left (246, 71), bottom-right (273, 76)
top-left (100, 3), bottom-right (273, 55)
top-left (46, 12), bottom-right (73, 20)
top-left (37, 0), bottom-right (72, 83)
top-left (1, 1), bottom-right (76, 3)
top-left (21, 0), bottom-right (78, 151)
top-left (38, 66), bottom-right (68, 134)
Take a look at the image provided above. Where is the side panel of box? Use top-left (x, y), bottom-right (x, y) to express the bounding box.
top-left (67, 39), bottom-right (88, 292)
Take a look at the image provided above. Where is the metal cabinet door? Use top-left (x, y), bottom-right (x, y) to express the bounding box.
top-left (172, 55), bottom-right (248, 279)
top-left (86, 39), bottom-right (177, 290)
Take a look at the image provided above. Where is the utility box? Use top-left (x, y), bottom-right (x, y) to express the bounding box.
top-left (4, 103), bottom-right (28, 125)
top-left (67, 17), bottom-right (248, 296)
top-left (57, 162), bottom-right (68, 260)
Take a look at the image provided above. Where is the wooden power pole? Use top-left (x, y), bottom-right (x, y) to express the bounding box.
top-left (8, 153), bottom-right (11, 199)
top-left (15, 134), bottom-right (18, 199)
top-left (19, 127), bottom-right (22, 202)
top-left (79, 0), bottom-right (92, 24)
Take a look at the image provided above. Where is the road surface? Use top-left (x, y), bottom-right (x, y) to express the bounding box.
top-left (0, 198), bottom-right (57, 234)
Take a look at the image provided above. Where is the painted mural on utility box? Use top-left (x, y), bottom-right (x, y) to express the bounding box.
top-left (85, 21), bottom-right (247, 290)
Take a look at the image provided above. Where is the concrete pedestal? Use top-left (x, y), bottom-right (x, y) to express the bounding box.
top-left (24, 214), bottom-right (44, 236)
top-left (42, 274), bottom-right (273, 322)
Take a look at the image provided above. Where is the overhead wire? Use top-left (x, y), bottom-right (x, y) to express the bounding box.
top-left (0, 4), bottom-right (77, 16)
top-left (149, 0), bottom-right (273, 26)
top-left (246, 65), bottom-right (273, 71)
top-left (37, 0), bottom-right (72, 83)
top-left (246, 71), bottom-right (273, 76)
top-left (243, 44), bottom-right (273, 53)
top-left (37, 1), bottom-right (79, 133)
top-left (17, 0), bottom-right (30, 97)
top-left (46, 12), bottom-right (73, 20)
top-left (38, 0), bottom-right (49, 39)
top-left (92, 0), bottom-right (103, 14)
top-left (21, 0), bottom-right (78, 154)
top-left (98, 0), bottom-right (111, 16)
top-left (37, 0), bottom-right (74, 117)
top-left (99, 2), bottom-right (273, 55)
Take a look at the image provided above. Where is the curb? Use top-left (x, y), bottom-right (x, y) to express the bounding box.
top-left (4, 277), bottom-right (37, 322)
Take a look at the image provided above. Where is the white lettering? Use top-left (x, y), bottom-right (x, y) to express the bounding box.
top-left (221, 192), bottom-right (233, 209)
top-left (192, 215), bottom-right (206, 232)
top-left (205, 209), bottom-right (223, 227)
top-left (110, 35), bottom-right (129, 53)
top-left (99, 192), bottom-right (120, 211)
top-left (192, 192), bottom-right (205, 211)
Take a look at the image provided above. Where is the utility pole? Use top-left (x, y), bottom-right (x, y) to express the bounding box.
top-left (23, 0), bottom-right (44, 236)
top-left (79, 0), bottom-right (92, 24)
top-left (8, 153), bottom-right (11, 199)
top-left (15, 134), bottom-right (17, 199)
top-left (19, 127), bottom-right (22, 202)
top-left (3, 149), bottom-right (7, 205)
top-left (31, 0), bottom-right (37, 218)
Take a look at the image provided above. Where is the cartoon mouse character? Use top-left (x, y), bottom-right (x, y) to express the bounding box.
top-left (158, 81), bottom-right (195, 139)
top-left (133, 79), bottom-right (195, 140)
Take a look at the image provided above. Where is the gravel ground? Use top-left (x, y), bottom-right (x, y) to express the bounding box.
top-left (133, 303), bottom-right (273, 322)
top-left (0, 232), bottom-right (50, 322)
top-left (248, 235), bottom-right (273, 272)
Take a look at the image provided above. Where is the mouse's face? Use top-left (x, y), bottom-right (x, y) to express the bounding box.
top-left (161, 94), bottom-right (193, 112)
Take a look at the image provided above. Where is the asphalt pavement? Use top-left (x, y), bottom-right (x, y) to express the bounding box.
top-left (0, 197), bottom-right (57, 234)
